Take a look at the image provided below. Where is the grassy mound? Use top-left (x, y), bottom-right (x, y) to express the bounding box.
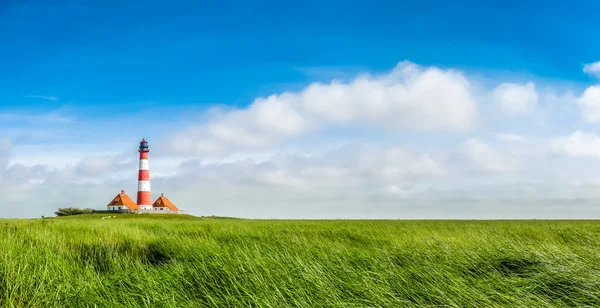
top-left (48, 213), bottom-right (237, 220)
top-left (0, 219), bottom-right (599, 307)
top-left (50, 213), bottom-right (203, 220)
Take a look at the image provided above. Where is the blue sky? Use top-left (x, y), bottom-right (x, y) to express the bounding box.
top-left (2, 0), bottom-right (599, 109)
top-left (1, 0), bottom-right (600, 218)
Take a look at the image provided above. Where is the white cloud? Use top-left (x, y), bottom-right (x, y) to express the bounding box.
top-left (0, 108), bottom-right (73, 124)
top-left (583, 61), bottom-right (600, 78)
top-left (551, 131), bottom-right (600, 158)
top-left (170, 61), bottom-right (478, 155)
top-left (462, 139), bottom-right (517, 174)
top-left (579, 85), bottom-right (600, 123)
top-left (492, 82), bottom-right (538, 115)
top-left (357, 148), bottom-right (448, 180)
top-left (25, 95), bottom-right (59, 101)
top-left (174, 145), bottom-right (447, 190)
top-left (74, 155), bottom-right (134, 178)
top-left (382, 185), bottom-right (410, 197)
top-left (0, 138), bottom-right (12, 171)
top-left (496, 133), bottom-right (524, 142)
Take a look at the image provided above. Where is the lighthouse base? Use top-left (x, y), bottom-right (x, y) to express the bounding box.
top-left (138, 205), bottom-right (153, 210)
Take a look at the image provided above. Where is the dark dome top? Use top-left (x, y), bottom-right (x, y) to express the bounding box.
top-left (139, 138), bottom-right (149, 152)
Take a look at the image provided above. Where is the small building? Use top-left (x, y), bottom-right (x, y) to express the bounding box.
top-left (107, 190), bottom-right (140, 211)
top-left (152, 193), bottom-right (179, 211)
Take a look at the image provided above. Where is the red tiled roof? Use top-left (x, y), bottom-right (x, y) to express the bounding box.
top-left (107, 191), bottom-right (140, 210)
top-left (152, 194), bottom-right (179, 211)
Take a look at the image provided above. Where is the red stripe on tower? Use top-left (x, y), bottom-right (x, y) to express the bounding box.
top-left (137, 138), bottom-right (152, 210)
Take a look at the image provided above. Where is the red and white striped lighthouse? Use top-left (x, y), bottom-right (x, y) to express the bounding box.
top-left (137, 138), bottom-right (152, 210)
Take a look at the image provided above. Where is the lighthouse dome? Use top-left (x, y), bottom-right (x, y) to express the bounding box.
top-left (139, 139), bottom-right (149, 152)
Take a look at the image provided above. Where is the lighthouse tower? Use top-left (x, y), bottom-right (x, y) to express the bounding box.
top-left (137, 138), bottom-right (152, 210)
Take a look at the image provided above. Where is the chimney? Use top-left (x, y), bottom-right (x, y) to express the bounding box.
top-left (121, 190), bottom-right (125, 194)
top-left (161, 193), bottom-right (164, 197)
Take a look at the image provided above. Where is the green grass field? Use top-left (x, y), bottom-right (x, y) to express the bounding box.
top-left (1, 214), bottom-right (599, 307)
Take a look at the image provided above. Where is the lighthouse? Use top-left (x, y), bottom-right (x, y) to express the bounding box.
top-left (137, 138), bottom-right (152, 210)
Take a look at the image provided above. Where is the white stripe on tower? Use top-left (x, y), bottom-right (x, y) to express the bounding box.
top-left (137, 180), bottom-right (151, 191)
top-left (137, 139), bottom-right (152, 210)
top-left (139, 159), bottom-right (149, 170)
